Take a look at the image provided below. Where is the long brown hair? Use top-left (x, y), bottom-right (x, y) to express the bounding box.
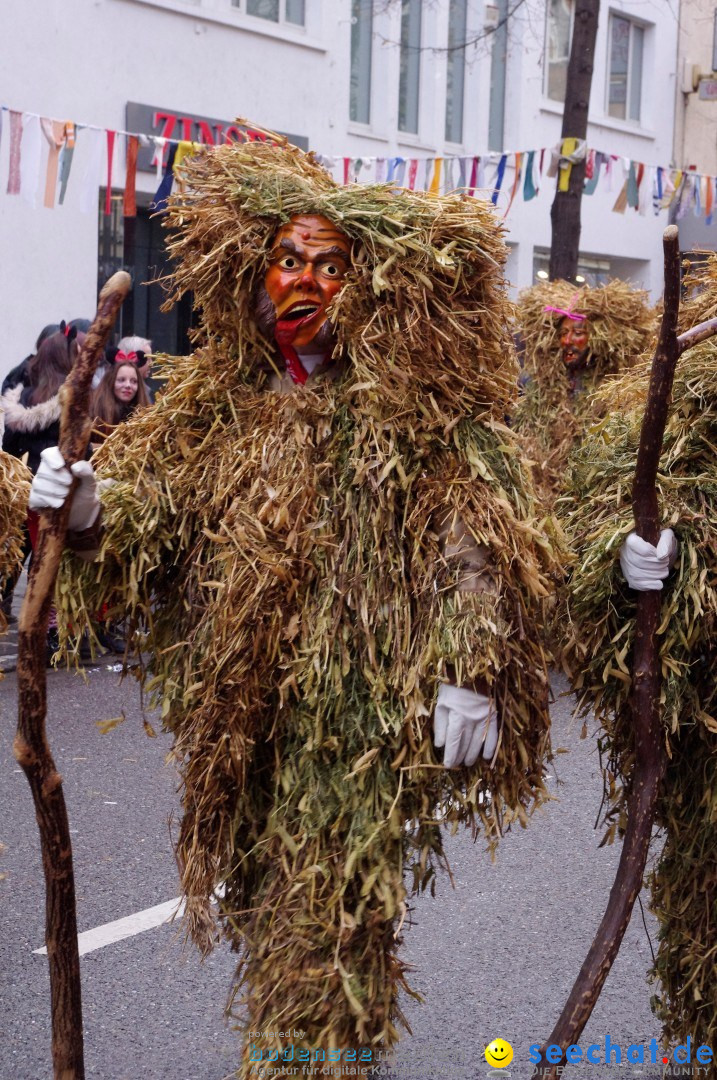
top-left (28, 330), bottom-right (79, 404)
top-left (91, 362), bottom-right (150, 439)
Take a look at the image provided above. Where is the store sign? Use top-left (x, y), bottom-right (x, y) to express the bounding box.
top-left (126, 102), bottom-right (308, 171)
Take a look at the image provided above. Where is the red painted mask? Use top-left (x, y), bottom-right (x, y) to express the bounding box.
top-left (559, 316), bottom-right (591, 371)
top-left (265, 214), bottom-right (351, 352)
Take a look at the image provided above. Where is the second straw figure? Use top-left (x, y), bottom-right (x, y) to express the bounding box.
top-left (35, 137), bottom-right (559, 1073)
top-left (513, 279), bottom-right (654, 509)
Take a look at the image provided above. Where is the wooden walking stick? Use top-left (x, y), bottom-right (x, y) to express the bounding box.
top-left (14, 272), bottom-right (130, 1080)
top-left (534, 227), bottom-right (717, 1077)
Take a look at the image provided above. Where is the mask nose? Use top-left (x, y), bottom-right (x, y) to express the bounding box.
top-left (298, 265), bottom-right (318, 293)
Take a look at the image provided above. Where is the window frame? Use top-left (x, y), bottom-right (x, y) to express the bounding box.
top-left (606, 11), bottom-right (645, 125)
top-left (543, 0), bottom-right (574, 103)
top-left (349, 0), bottom-right (374, 125)
top-left (398, 0), bottom-right (423, 135)
top-left (232, 0), bottom-right (305, 27)
top-left (444, 0), bottom-right (468, 145)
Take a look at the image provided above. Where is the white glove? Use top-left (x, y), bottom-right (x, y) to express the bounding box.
top-left (29, 447), bottom-right (101, 531)
top-left (433, 683), bottom-right (498, 768)
top-left (619, 529), bottom-right (677, 591)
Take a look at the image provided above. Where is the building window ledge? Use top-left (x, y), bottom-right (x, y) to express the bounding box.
top-left (346, 123), bottom-right (390, 144)
top-left (114, 0), bottom-right (326, 52)
top-left (539, 100), bottom-right (656, 142)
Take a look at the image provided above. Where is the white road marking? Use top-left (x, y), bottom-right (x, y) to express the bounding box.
top-left (32, 884), bottom-right (225, 958)
top-left (33, 897), bottom-right (185, 958)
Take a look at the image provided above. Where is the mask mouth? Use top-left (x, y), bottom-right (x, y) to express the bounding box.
top-left (280, 301), bottom-right (321, 324)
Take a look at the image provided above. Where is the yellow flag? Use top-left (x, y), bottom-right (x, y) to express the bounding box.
top-left (429, 157), bottom-right (443, 194)
top-left (558, 138), bottom-right (578, 192)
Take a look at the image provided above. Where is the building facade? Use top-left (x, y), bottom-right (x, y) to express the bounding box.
top-left (0, 0), bottom-right (680, 376)
top-left (672, 0), bottom-right (717, 254)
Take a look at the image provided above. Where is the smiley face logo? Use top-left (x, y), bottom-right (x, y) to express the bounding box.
top-left (485, 1039), bottom-right (514, 1069)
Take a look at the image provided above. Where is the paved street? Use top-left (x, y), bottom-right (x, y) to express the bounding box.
top-left (0, 660), bottom-right (663, 1080)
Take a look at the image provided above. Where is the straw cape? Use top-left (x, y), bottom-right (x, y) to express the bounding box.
top-left (0, 448), bottom-right (30, 634)
top-left (562, 254), bottom-right (717, 1051)
top-left (57, 136), bottom-right (558, 1070)
top-left (513, 279), bottom-right (653, 505)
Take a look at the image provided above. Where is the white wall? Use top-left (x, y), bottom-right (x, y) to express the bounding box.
top-left (0, 0), bottom-right (679, 377)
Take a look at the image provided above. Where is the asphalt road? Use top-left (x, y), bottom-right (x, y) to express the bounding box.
top-left (0, 664), bottom-right (665, 1080)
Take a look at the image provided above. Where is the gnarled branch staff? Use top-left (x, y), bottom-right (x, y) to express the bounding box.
top-left (534, 225), bottom-right (717, 1077)
top-left (14, 271), bottom-right (131, 1080)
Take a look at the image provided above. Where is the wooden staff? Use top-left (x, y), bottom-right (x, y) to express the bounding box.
top-left (14, 272), bottom-right (130, 1080)
top-left (534, 227), bottom-right (717, 1077)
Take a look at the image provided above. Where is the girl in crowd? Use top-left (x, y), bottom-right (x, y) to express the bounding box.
top-left (91, 361), bottom-right (150, 445)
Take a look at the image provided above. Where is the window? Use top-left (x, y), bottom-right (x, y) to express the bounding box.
top-left (445, 0), bottom-right (467, 143)
top-left (350, 0), bottom-right (373, 124)
top-left (608, 14), bottom-right (644, 122)
top-left (399, 0), bottom-right (422, 133)
top-left (545, 0), bottom-right (573, 102)
top-left (231, 0), bottom-right (305, 26)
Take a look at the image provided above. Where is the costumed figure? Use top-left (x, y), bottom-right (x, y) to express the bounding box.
top-left (513, 279), bottom-right (653, 507)
top-left (562, 253), bottom-right (717, 1055)
top-left (31, 137), bottom-right (559, 1072)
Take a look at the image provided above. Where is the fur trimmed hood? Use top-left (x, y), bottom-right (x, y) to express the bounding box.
top-left (1, 383), bottom-right (61, 434)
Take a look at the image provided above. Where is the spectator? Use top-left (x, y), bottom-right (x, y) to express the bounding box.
top-left (1, 327), bottom-right (84, 658)
top-left (116, 335), bottom-right (161, 400)
top-left (91, 361), bottom-right (150, 445)
top-left (2, 322), bottom-right (61, 395)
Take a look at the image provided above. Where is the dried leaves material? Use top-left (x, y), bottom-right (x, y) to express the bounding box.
top-left (563, 260), bottom-right (717, 1050)
top-left (0, 450), bottom-right (31, 638)
top-left (96, 713), bottom-right (127, 735)
top-left (56, 133), bottom-right (559, 1068)
top-left (513, 279), bottom-right (654, 507)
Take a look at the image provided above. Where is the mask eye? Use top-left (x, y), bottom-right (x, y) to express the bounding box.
top-left (322, 262), bottom-right (342, 278)
top-left (279, 255), bottom-right (299, 270)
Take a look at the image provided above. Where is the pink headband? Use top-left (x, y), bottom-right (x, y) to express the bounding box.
top-left (543, 306), bottom-right (586, 321)
top-left (544, 290), bottom-right (586, 322)
top-left (115, 350), bottom-right (143, 363)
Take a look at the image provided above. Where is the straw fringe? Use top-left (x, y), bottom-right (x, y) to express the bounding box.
top-left (57, 136), bottom-right (559, 1066)
top-left (562, 253), bottom-right (717, 1051)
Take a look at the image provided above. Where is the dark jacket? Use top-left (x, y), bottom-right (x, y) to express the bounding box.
top-left (2, 356), bottom-right (32, 395)
top-left (1, 384), bottom-right (61, 475)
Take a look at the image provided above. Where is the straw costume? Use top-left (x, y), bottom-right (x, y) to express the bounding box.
top-left (55, 138), bottom-right (557, 1071)
top-left (0, 443), bottom-right (30, 634)
top-left (563, 255), bottom-right (717, 1054)
top-left (514, 280), bottom-right (653, 506)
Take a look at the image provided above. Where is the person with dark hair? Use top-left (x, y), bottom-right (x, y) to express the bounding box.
top-left (91, 361), bottom-right (150, 445)
top-left (1, 323), bottom-right (61, 396)
top-left (1, 322), bottom-right (62, 620)
top-left (1, 328), bottom-right (84, 658)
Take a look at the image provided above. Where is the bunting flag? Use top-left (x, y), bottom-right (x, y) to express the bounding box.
top-left (7, 110), bottom-right (23, 195)
top-left (491, 154), bottom-right (507, 206)
top-left (40, 118), bottom-right (65, 209)
top-left (584, 150), bottom-right (601, 195)
top-left (124, 134), bottom-right (139, 217)
top-left (523, 150), bottom-right (537, 201)
top-left (429, 157), bottom-right (442, 194)
top-left (6, 102), bottom-right (717, 225)
top-left (468, 156), bottom-right (478, 197)
top-left (504, 152), bottom-right (522, 218)
top-left (152, 141), bottom-right (177, 211)
top-left (58, 122), bottom-right (76, 205)
top-left (105, 130), bottom-right (116, 215)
